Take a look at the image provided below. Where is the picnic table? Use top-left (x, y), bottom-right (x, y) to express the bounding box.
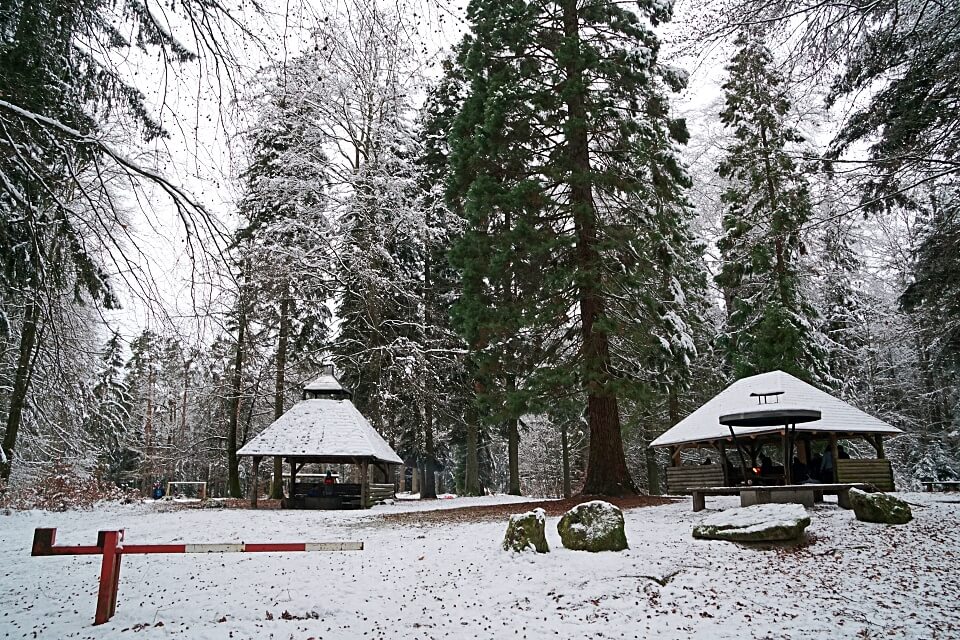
top-left (690, 483), bottom-right (874, 512)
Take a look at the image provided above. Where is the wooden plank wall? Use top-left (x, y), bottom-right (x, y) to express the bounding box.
top-left (836, 459), bottom-right (895, 491)
top-left (365, 483), bottom-right (396, 507)
top-left (665, 466), bottom-right (725, 494)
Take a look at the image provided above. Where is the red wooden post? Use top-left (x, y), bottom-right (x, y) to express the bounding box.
top-left (95, 530), bottom-right (123, 625)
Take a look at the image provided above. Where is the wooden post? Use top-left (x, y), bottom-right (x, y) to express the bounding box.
top-left (670, 446), bottom-right (681, 467)
top-left (782, 429), bottom-right (791, 484)
top-left (272, 456), bottom-right (283, 499)
top-left (94, 530), bottom-right (123, 625)
top-left (719, 442), bottom-right (729, 485)
top-left (360, 461), bottom-right (369, 508)
top-left (873, 434), bottom-right (885, 459)
top-left (251, 456), bottom-right (261, 509)
top-left (289, 459), bottom-right (298, 495)
top-left (830, 434), bottom-right (839, 483)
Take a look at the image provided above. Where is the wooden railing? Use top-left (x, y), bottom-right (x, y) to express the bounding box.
top-left (836, 459), bottom-right (895, 491)
top-left (365, 483), bottom-right (395, 507)
top-left (665, 465), bottom-right (725, 494)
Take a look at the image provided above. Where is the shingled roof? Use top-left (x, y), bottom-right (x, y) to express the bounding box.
top-left (237, 399), bottom-right (402, 464)
top-left (650, 370), bottom-right (903, 448)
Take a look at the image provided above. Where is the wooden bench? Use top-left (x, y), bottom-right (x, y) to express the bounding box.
top-left (690, 483), bottom-right (874, 512)
top-left (666, 465), bottom-right (725, 494)
top-left (923, 480), bottom-right (960, 492)
top-left (690, 486), bottom-right (744, 512)
top-left (837, 459), bottom-right (895, 491)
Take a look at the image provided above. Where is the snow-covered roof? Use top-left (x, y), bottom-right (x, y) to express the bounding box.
top-left (303, 374), bottom-right (347, 393)
top-left (650, 370), bottom-right (902, 448)
top-left (238, 399), bottom-right (402, 464)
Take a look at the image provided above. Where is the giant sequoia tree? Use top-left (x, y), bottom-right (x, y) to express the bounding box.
top-left (448, 0), bottom-right (699, 495)
top-left (714, 32), bottom-right (826, 383)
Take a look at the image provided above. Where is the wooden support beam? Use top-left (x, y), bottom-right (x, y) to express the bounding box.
top-left (272, 456), bottom-right (283, 499)
top-left (251, 456), bottom-right (261, 509)
top-left (873, 434), bottom-right (886, 459)
top-left (360, 461), bottom-right (369, 508)
top-left (830, 434), bottom-right (839, 483)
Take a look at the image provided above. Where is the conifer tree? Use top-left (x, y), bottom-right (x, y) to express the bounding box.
top-left (448, 0), bottom-right (699, 495)
top-left (714, 31), bottom-right (826, 383)
top-left (88, 332), bottom-right (135, 485)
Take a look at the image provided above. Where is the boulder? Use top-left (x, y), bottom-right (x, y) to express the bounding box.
top-left (849, 488), bottom-right (912, 525)
top-left (557, 500), bottom-right (628, 552)
top-left (693, 503), bottom-right (810, 542)
top-left (503, 508), bottom-right (549, 553)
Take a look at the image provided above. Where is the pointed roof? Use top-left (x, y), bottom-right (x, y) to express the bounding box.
top-left (650, 370), bottom-right (902, 448)
top-left (237, 399), bottom-right (402, 464)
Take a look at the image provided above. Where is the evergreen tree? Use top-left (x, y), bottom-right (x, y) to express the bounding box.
top-left (902, 187), bottom-right (960, 372)
top-left (87, 332), bottom-right (135, 485)
top-left (714, 31), bottom-right (826, 383)
top-left (235, 89), bottom-right (333, 497)
top-left (818, 213), bottom-right (869, 392)
top-left (448, 0), bottom-right (698, 495)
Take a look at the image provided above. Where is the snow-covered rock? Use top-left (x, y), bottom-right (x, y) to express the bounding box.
top-left (557, 501), bottom-right (628, 552)
top-left (693, 503), bottom-right (811, 542)
top-left (503, 508), bottom-right (549, 553)
top-left (849, 489), bottom-right (912, 525)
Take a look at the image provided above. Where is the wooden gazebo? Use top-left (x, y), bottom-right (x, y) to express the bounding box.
top-left (651, 370), bottom-right (903, 493)
top-left (237, 365), bottom-right (402, 509)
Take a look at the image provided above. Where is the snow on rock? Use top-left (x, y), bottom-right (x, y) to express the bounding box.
top-left (849, 488), bottom-right (913, 524)
top-left (693, 503), bottom-right (811, 542)
top-left (557, 500), bottom-right (628, 551)
top-left (502, 508), bottom-right (549, 553)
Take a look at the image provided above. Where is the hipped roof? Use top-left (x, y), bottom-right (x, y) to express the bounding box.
top-left (303, 373), bottom-right (348, 394)
top-left (237, 399), bottom-right (402, 464)
top-left (650, 370), bottom-right (902, 448)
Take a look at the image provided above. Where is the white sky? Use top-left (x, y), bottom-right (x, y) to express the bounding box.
top-left (102, 0), bottom-right (903, 349)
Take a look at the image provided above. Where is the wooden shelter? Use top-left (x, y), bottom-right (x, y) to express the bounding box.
top-left (237, 365), bottom-right (402, 509)
top-left (651, 371), bottom-right (902, 493)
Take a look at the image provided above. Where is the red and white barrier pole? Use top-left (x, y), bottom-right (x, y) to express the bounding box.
top-left (31, 528), bottom-right (363, 625)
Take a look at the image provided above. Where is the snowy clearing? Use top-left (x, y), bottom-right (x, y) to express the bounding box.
top-left (1, 493), bottom-right (958, 639)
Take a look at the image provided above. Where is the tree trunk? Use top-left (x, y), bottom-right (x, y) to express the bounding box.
top-left (270, 296), bottom-right (290, 499)
top-left (421, 403), bottom-right (438, 499)
top-left (464, 417), bottom-right (481, 496)
top-left (0, 299), bottom-right (42, 481)
top-left (507, 416), bottom-right (521, 495)
top-left (561, 421), bottom-right (572, 499)
top-left (226, 296), bottom-right (248, 499)
top-left (644, 447), bottom-right (660, 495)
top-left (562, 0), bottom-right (634, 496)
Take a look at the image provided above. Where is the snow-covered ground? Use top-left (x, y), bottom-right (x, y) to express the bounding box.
top-left (1, 493), bottom-right (958, 639)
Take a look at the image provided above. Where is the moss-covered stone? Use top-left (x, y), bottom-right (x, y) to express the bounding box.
top-left (849, 488), bottom-right (912, 525)
top-left (693, 504), bottom-right (810, 542)
top-left (557, 501), bottom-right (628, 552)
top-left (503, 508), bottom-right (549, 553)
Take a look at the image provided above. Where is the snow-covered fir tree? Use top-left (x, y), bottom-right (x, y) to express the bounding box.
top-left (714, 30), bottom-right (827, 383)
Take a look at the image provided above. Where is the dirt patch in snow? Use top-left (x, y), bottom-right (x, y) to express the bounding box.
top-left (382, 494), bottom-right (675, 524)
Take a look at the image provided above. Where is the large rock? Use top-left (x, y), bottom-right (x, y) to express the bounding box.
top-left (503, 508), bottom-right (549, 553)
top-left (557, 500), bottom-right (628, 552)
top-left (693, 503), bottom-right (811, 542)
top-left (849, 488), bottom-right (912, 525)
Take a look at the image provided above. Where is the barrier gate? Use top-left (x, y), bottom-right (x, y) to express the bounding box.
top-left (31, 528), bottom-right (363, 625)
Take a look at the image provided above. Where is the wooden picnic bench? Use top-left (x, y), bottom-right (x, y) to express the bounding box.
top-left (690, 483), bottom-right (874, 512)
top-left (923, 480), bottom-right (960, 492)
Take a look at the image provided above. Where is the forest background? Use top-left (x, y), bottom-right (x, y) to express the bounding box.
top-left (0, 0), bottom-right (957, 502)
